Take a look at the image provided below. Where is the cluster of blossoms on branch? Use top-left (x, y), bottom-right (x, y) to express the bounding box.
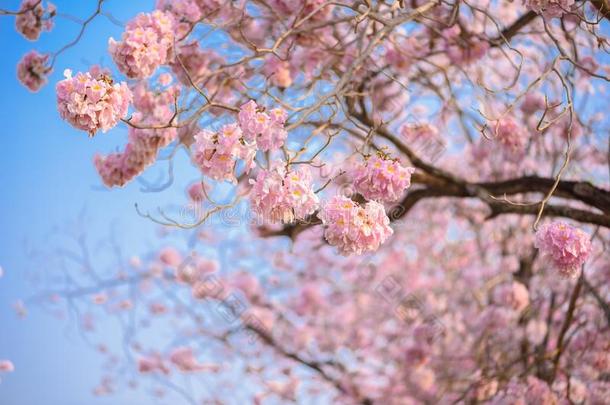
top-left (249, 164), bottom-right (319, 223)
top-left (534, 221), bottom-right (592, 278)
top-left (16, 50), bottom-right (51, 92)
top-left (108, 10), bottom-right (175, 80)
top-left (55, 68), bottom-right (131, 136)
top-left (95, 79), bottom-right (179, 187)
top-left (15, 0), bottom-right (55, 41)
top-left (318, 196), bottom-right (393, 255)
top-left (352, 153), bottom-right (415, 202)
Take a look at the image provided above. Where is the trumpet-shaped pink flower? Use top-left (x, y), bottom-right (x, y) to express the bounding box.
top-left (352, 154), bottom-right (415, 202)
top-left (56, 69), bottom-right (131, 135)
top-left (17, 50), bottom-right (52, 92)
top-left (238, 100), bottom-right (288, 151)
top-left (192, 124), bottom-right (256, 183)
top-left (249, 164), bottom-right (319, 223)
top-left (535, 222), bottom-right (592, 278)
top-left (108, 10), bottom-right (175, 79)
top-left (15, 0), bottom-right (55, 41)
top-left (318, 196), bottom-right (393, 255)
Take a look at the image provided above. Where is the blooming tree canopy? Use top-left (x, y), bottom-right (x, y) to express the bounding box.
top-left (4, 0), bottom-right (610, 403)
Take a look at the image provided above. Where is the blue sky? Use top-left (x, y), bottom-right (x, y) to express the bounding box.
top-left (0, 1), bottom-right (200, 403)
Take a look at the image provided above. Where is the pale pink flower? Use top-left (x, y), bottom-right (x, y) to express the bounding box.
top-left (494, 281), bottom-right (529, 313)
top-left (191, 124), bottom-right (256, 183)
top-left (495, 118), bottom-right (526, 155)
top-left (238, 100), bottom-right (288, 151)
top-left (56, 69), bottom-right (131, 135)
top-left (318, 196), bottom-right (393, 255)
top-left (187, 182), bottom-right (207, 201)
top-left (15, 0), bottom-right (55, 41)
top-left (0, 360), bottom-right (14, 373)
top-left (534, 222), bottom-right (592, 278)
top-left (108, 10), bottom-right (175, 79)
top-left (352, 154), bottom-right (415, 202)
top-left (169, 347), bottom-right (218, 373)
top-left (443, 26), bottom-right (489, 65)
top-left (17, 50), bottom-right (52, 92)
top-left (249, 164), bottom-right (319, 223)
top-left (524, 0), bottom-right (574, 18)
top-left (159, 247), bottom-right (182, 267)
top-left (138, 354), bottom-right (169, 375)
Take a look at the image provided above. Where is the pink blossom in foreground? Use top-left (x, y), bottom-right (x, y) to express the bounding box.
top-left (534, 222), bottom-right (592, 278)
top-left (318, 196), bottom-right (393, 255)
top-left (15, 0), bottom-right (55, 41)
top-left (524, 0), bottom-right (574, 18)
top-left (94, 83), bottom-right (178, 187)
top-left (238, 100), bottom-right (288, 151)
top-left (249, 164), bottom-right (319, 223)
top-left (191, 124), bottom-right (256, 183)
top-left (56, 69), bottom-right (131, 135)
top-left (352, 154), bottom-right (415, 202)
top-left (0, 360), bottom-right (14, 373)
top-left (108, 10), bottom-right (175, 79)
top-left (17, 50), bottom-right (52, 92)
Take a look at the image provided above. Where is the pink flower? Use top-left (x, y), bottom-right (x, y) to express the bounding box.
top-left (138, 354), bottom-right (169, 375)
top-left (171, 41), bottom-right (222, 85)
top-left (524, 0), bottom-right (574, 18)
top-left (238, 100), bottom-right (288, 151)
top-left (159, 247), bottom-right (182, 267)
top-left (443, 26), bottom-right (489, 65)
top-left (187, 182), bottom-right (207, 201)
top-left (494, 281), bottom-right (529, 313)
top-left (17, 51), bottom-right (52, 92)
top-left (495, 118), bottom-right (526, 155)
top-left (352, 154), bottom-right (415, 202)
top-left (318, 196), bottom-right (393, 255)
top-left (15, 0), bottom-right (55, 41)
top-left (534, 222), bottom-right (592, 278)
top-left (0, 360), bottom-right (14, 373)
top-left (169, 347), bottom-right (218, 373)
top-left (56, 69), bottom-right (132, 135)
top-left (249, 164), bottom-right (319, 223)
top-left (191, 124), bottom-right (256, 183)
top-left (108, 10), bottom-right (175, 79)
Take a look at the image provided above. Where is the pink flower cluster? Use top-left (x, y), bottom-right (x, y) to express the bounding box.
top-left (15, 0), bottom-right (55, 41)
top-left (108, 10), bottom-right (175, 79)
top-left (495, 118), bottom-right (526, 159)
top-left (249, 164), bottom-right (319, 223)
top-left (238, 100), bottom-right (288, 151)
top-left (494, 281), bottom-right (530, 313)
top-left (443, 26), bottom-right (489, 65)
top-left (352, 154), bottom-right (415, 202)
top-left (56, 68), bottom-right (131, 135)
top-left (534, 222), bottom-right (592, 278)
top-left (318, 196), bottom-right (393, 255)
top-left (524, 0), bottom-right (574, 18)
top-left (95, 83), bottom-right (178, 187)
top-left (192, 124), bottom-right (256, 183)
top-left (17, 50), bottom-right (51, 92)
